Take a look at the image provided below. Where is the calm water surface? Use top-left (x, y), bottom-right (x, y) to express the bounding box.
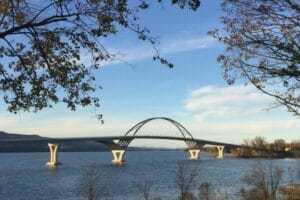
top-left (0, 151), bottom-right (299, 200)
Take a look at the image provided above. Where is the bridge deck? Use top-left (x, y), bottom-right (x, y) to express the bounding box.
top-left (0, 135), bottom-right (240, 148)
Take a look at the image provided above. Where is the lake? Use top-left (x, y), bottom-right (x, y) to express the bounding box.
top-left (0, 151), bottom-right (299, 200)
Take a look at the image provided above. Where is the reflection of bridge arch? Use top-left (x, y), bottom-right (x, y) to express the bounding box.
top-left (124, 117), bottom-right (194, 139)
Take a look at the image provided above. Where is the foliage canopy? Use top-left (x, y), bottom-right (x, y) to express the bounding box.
top-left (209, 0), bottom-right (300, 115)
top-left (0, 0), bottom-right (200, 118)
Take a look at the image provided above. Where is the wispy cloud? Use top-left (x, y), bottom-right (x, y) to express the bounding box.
top-left (160, 35), bottom-right (215, 54)
top-left (100, 35), bottom-right (216, 66)
top-left (185, 85), bottom-right (274, 122)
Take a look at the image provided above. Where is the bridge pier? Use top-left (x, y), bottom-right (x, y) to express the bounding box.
top-left (188, 149), bottom-right (200, 160)
top-left (216, 146), bottom-right (225, 159)
top-left (46, 143), bottom-right (60, 167)
top-left (111, 150), bottom-right (125, 164)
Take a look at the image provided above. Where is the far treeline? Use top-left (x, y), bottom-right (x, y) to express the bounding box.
top-left (231, 137), bottom-right (300, 159)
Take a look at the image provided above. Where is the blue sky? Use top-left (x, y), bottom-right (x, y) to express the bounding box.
top-left (0, 0), bottom-right (299, 146)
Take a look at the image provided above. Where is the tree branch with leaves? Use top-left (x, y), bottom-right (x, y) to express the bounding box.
top-left (209, 0), bottom-right (300, 116)
top-left (0, 0), bottom-right (201, 121)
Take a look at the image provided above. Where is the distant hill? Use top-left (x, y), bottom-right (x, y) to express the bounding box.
top-left (0, 131), bottom-right (109, 153)
top-left (0, 131), bottom-right (177, 153)
top-left (0, 131), bottom-right (43, 140)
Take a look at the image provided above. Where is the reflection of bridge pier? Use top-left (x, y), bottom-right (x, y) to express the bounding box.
top-left (46, 143), bottom-right (60, 167)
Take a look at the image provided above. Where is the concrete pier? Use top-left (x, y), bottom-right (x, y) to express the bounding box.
top-left (216, 146), bottom-right (225, 159)
top-left (188, 149), bottom-right (200, 160)
top-left (46, 143), bottom-right (60, 167)
top-left (111, 150), bottom-right (125, 164)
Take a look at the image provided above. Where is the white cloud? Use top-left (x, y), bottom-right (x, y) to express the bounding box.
top-left (185, 119), bottom-right (300, 144)
top-left (183, 85), bottom-right (300, 143)
top-left (0, 114), bottom-right (129, 138)
top-left (185, 85), bottom-right (274, 122)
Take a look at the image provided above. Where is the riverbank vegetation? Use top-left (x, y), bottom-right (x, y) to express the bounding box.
top-left (172, 161), bottom-right (300, 200)
top-left (231, 137), bottom-right (300, 159)
top-left (83, 160), bottom-right (300, 200)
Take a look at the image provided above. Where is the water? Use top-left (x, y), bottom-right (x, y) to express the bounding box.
top-left (0, 151), bottom-right (299, 200)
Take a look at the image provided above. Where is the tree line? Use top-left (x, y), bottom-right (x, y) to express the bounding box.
top-left (232, 137), bottom-right (300, 158)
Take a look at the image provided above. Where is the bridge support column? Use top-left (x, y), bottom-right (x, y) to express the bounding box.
top-left (46, 143), bottom-right (60, 167)
top-left (111, 150), bottom-right (125, 164)
top-left (188, 149), bottom-right (200, 160)
top-left (216, 146), bottom-right (225, 159)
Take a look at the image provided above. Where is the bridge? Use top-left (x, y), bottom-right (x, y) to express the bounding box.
top-left (0, 117), bottom-right (240, 166)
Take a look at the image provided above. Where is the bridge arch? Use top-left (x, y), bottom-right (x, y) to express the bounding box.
top-left (109, 117), bottom-right (202, 164)
top-left (124, 117), bottom-right (194, 139)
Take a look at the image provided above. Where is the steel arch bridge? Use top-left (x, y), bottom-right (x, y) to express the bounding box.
top-left (93, 117), bottom-right (238, 164)
top-left (124, 117), bottom-right (194, 138)
top-left (115, 117), bottom-right (195, 149)
top-left (95, 117), bottom-right (238, 151)
top-left (0, 117), bottom-right (240, 165)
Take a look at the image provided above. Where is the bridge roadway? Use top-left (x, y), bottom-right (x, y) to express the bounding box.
top-left (0, 135), bottom-right (240, 166)
top-left (0, 135), bottom-right (238, 147)
top-left (0, 116), bottom-right (242, 166)
top-left (0, 135), bottom-right (240, 151)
